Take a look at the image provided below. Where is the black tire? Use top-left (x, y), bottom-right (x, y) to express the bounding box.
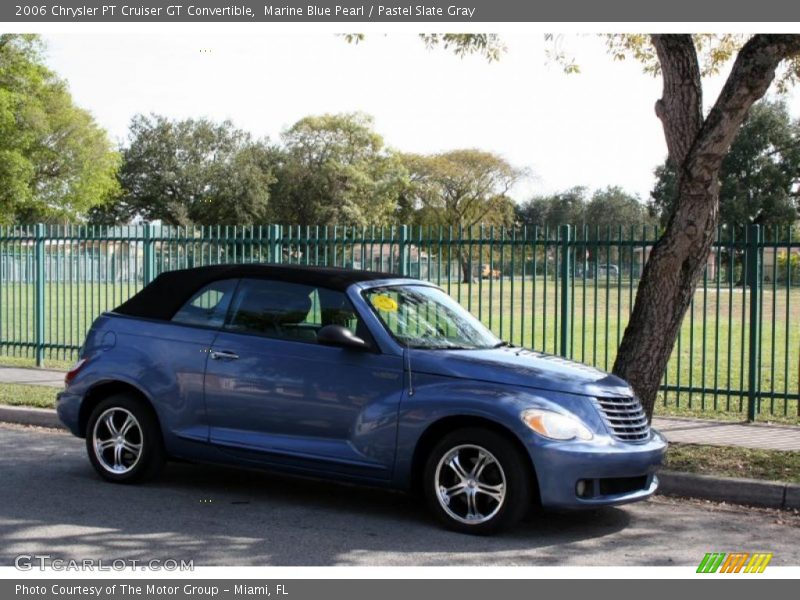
top-left (423, 427), bottom-right (532, 535)
top-left (85, 393), bottom-right (165, 483)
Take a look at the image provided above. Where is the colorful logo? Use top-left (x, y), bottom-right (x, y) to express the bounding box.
top-left (697, 552), bottom-right (773, 573)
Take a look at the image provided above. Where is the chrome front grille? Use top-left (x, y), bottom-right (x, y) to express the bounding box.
top-left (594, 396), bottom-right (650, 442)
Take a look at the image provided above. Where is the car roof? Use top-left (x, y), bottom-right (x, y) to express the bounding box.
top-left (113, 263), bottom-right (410, 321)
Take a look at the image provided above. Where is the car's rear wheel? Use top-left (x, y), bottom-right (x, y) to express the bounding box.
top-left (423, 427), bottom-right (532, 535)
top-left (85, 394), bottom-right (165, 483)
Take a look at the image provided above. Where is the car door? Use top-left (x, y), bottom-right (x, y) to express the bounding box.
top-left (203, 278), bottom-right (404, 480)
top-left (151, 277), bottom-right (239, 444)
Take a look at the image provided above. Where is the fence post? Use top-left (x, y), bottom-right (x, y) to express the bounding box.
top-left (142, 223), bottom-right (156, 284)
top-left (559, 224), bottom-right (572, 358)
top-left (398, 225), bottom-right (410, 277)
top-left (268, 224), bottom-right (283, 263)
top-left (34, 223), bottom-right (45, 367)
top-left (746, 224), bottom-right (762, 422)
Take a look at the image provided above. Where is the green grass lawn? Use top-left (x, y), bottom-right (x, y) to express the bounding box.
top-left (664, 442), bottom-right (800, 484)
top-left (0, 383), bottom-right (58, 408)
top-left (1, 278), bottom-right (798, 422)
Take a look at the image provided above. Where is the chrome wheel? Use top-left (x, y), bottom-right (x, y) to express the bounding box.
top-left (434, 444), bottom-right (507, 525)
top-left (91, 407), bottom-right (143, 475)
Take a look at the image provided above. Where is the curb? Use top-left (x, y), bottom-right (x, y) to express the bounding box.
top-left (0, 405), bottom-right (65, 430)
top-left (0, 408), bottom-right (798, 510)
top-left (657, 470), bottom-right (800, 510)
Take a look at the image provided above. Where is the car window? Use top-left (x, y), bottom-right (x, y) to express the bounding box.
top-left (171, 279), bottom-right (238, 328)
top-left (225, 278), bottom-right (364, 344)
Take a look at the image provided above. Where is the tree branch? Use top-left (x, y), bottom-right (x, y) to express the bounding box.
top-left (690, 35), bottom-right (800, 176)
top-left (651, 34), bottom-right (703, 166)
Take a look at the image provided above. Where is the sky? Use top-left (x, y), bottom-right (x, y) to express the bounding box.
top-left (42, 33), bottom-right (800, 204)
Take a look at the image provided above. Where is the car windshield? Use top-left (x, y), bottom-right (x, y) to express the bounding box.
top-left (364, 285), bottom-right (501, 350)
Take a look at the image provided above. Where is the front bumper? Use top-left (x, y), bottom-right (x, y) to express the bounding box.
top-left (527, 428), bottom-right (667, 509)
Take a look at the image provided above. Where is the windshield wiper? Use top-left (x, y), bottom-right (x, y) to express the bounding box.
top-left (407, 341), bottom-right (499, 351)
top-left (492, 341), bottom-right (511, 348)
top-left (414, 343), bottom-right (474, 350)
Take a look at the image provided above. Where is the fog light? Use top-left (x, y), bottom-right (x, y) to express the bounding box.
top-left (576, 479), bottom-right (591, 498)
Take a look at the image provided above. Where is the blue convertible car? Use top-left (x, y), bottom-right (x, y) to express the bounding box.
top-left (57, 264), bottom-right (666, 534)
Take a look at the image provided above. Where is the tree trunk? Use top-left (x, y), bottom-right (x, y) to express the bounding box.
top-left (460, 252), bottom-right (473, 283)
top-left (613, 170), bottom-right (720, 418)
top-left (613, 34), bottom-right (800, 420)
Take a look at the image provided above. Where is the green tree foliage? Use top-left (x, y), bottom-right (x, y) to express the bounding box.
top-left (269, 113), bottom-right (408, 227)
top-left (95, 114), bottom-right (276, 226)
top-left (344, 33), bottom-right (506, 62)
top-left (586, 186), bottom-right (656, 237)
top-left (402, 149), bottom-right (520, 230)
top-left (516, 187), bottom-right (587, 230)
top-left (516, 186), bottom-right (654, 236)
top-left (650, 100), bottom-right (800, 234)
top-left (0, 34), bottom-right (119, 224)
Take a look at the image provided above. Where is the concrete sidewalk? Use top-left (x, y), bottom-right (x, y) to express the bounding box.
top-left (0, 366), bottom-right (64, 388)
top-left (1, 365), bottom-right (799, 451)
top-left (652, 416), bottom-right (800, 451)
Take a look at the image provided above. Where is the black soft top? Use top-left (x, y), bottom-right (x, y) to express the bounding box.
top-left (113, 263), bottom-right (404, 321)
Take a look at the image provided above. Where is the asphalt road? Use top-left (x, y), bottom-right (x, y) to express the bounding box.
top-left (1, 423), bottom-right (798, 567)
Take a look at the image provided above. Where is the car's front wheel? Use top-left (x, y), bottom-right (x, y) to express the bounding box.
top-left (423, 427), bottom-right (533, 535)
top-left (85, 394), bottom-right (165, 483)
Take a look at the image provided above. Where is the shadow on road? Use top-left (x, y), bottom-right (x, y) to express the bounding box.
top-left (0, 425), bottom-right (641, 565)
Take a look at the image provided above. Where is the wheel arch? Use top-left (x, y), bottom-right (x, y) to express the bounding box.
top-left (409, 415), bottom-right (540, 502)
top-left (78, 380), bottom-right (159, 439)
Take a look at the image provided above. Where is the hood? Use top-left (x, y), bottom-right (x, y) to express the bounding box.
top-left (410, 347), bottom-right (633, 398)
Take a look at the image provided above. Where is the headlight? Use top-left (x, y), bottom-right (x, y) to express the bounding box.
top-left (521, 408), bottom-right (593, 441)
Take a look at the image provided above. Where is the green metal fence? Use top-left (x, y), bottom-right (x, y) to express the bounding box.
top-left (1, 222), bottom-right (798, 420)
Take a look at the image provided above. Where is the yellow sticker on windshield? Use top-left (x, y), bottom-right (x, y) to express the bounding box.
top-left (372, 295), bottom-right (398, 312)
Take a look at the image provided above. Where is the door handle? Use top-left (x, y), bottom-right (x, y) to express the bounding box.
top-left (210, 350), bottom-right (239, 361)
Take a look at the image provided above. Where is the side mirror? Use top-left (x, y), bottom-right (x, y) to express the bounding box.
top-left (316, 324), bottom-right (371, 351)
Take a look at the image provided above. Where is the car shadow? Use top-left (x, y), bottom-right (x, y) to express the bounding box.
top-left (5, 425), bottom-right (799, 567)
